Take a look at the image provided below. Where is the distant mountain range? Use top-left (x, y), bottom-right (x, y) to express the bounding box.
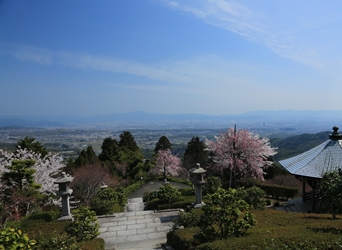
top-left (1, 110), bottom-right (342, 128)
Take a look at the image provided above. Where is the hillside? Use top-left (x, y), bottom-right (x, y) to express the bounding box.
top-left (271, 131), bottom-right (330, 161)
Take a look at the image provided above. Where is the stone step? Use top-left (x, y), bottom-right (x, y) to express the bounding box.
top-left (98, 210), bottom-right (179, 248)
top-left (126, 197), bottom-right (145, 212)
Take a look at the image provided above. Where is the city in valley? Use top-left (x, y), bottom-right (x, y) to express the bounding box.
top-left (0, 110), bottom-right (339, 160)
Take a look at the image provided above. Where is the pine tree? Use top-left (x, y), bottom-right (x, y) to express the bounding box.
top-left (183, 136), bottom-right (208, 169)
top-left (1, 159), bottom-right (41, 191)
top-left (154, 136), bottom-right (172, 154)
top-left (16, 136), bottom-right (48, 157)
top-left (119, 131), bottom-right (139, 152)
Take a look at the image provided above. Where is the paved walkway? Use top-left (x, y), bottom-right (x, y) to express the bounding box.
top-left (98, 181), bottom-right (190, 250)
top-left (276, 197), bottom-right (314, 213)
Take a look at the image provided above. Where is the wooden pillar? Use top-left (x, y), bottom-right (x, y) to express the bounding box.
top-left (302, 178), bottom-right (306, 201)
top-left (312, 181), bottom-right (316, 212)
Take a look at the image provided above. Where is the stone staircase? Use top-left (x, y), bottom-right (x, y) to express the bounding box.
top-left (97, 197), bottom-right (178, 250)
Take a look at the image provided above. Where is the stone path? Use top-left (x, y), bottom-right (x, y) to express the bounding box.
top-left (276, 197), bottom-right (313, 213)
top-left (98, 197), bottom-right (178, 250)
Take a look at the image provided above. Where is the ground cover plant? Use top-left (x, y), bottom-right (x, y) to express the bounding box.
top-left (5, 209), bottom-right (104, 250)
top-left (168, 208), bottom-right (342, 250)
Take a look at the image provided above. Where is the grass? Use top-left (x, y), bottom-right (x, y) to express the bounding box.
top-left (169, 208), bottom-right (342, 250)
top-left (228, 209), bottom-right (342, 249)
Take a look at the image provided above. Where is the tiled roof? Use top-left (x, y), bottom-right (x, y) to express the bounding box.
top-left (279, 139), bottom-right (342, 178)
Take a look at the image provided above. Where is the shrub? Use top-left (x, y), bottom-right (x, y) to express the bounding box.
top-left (65, 206), bottom-right (99, 242)
top-left (179, 188), bottom-right (194, 196)
top-left (0, 227), bottom-right (36, 250)
top-left (265, 199), bottom-right (271, 206)
top-left (274, 201), bottom-right (280, 207)
top-left (24, 211), bottom-right (59, 222)
top-left (202, 176), bottom-right (221, 195)
top-left (90, 188), bottom-right (126, 215)
top-left (238, 186), bottom-right (266, 210)
top-left (195, 188), bottom-right (257, 242)
top-left (143, 190), bottom-right (159, 203)
top-left (167, 227), bottom-right (198, 250)
top-left (158, 184), bottom-right (181, 207)
top-left (174, 209), bottom-right (203, 228)
top-left (170, 197), bottom-right (195, 210)
top-left (37, 231), bottom-right (79, 250)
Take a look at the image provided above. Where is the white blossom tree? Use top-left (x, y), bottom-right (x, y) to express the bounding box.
top-left (0, 147), bottom-right (64, 194)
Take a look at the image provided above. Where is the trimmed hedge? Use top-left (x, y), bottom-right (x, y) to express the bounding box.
top-left (179, 188), bottom-right (195, 196)
top-left (24, 211), bottom-right (59, 222)
top-left (124, 181), bottom-right (144, 196)
top-left (167, 227), bottom-right (198, 250)
top-left (255, 183), bottom-right (298, 200)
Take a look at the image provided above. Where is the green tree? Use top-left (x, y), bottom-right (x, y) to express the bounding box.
top-left (183, 137), bottom-right (208, 169)
top-left (65, 158), bottom-right (76, 174)
top-left (16, 136), bottom-right (48, 157)
top-left (98, 133), bottom-right (145, 180)
top-left (195, 187), bottom-right (257, 242)
top-left (317, 169), bottom-right (342, 219)
top-left (1, 160), bottom-right (42, 220)
top-left (98, 137), bottom-right (119, 162)
top-left (119, 131), bottom-right (139, 152)
top-left (1, 160), bottom-right (40, 191)
top-left (74, 146), bottom-right (99, 168)
top-left (74, 150), bottom-right (88, 168)
top-left (154, 136), bottom-right (172, 154)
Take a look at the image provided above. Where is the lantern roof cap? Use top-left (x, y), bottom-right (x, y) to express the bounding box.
top-left (54, 172), bottom-right (73, 184)
top-left (191, 163), bottom-right (206, 174)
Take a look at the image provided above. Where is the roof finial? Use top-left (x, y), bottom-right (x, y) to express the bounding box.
top-left (329, 126), bottom-right (342, 140)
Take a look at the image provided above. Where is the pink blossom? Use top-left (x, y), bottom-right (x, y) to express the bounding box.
top-left (205, 128), bottom-right (277, 180)
top-left (150, 149), bottom-right (182, 177)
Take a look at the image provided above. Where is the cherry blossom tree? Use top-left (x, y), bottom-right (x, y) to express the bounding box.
top-left (0, 147), bottom-right (64, 194)
top-left (205, 127), bottom-right (277, 184)
top-left (150, 150), bottom-right (182, 178)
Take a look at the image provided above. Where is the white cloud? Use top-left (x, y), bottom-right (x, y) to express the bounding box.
top-left (1, 42), bottom-right (258, 90)
top-left (161, 0), bottom-right (342, 69)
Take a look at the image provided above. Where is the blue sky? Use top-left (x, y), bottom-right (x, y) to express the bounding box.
top-left (1, 0), bottom-right (342, 116)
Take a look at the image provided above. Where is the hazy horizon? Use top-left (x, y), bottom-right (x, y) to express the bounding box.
top-left (2, 1), bottom-right (342, 116)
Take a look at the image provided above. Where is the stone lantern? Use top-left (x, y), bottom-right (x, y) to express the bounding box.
top-left (54, 172), bottom-right (74, 221)
top-left (190, 163), bottom-right (206, 208)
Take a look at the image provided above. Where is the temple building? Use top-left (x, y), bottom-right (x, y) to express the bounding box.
top-left (278, 126), bottom-right (342, 211)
